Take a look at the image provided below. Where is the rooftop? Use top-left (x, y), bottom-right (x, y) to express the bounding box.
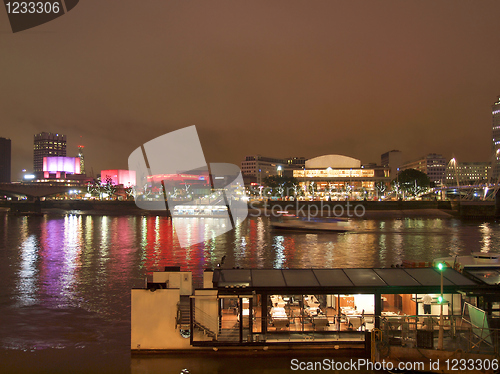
top-left (212, 267), bottom-right (479, 294)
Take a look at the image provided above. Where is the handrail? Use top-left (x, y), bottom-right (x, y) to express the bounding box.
top-left (373, 314), bottom-right (500, 356)
top-left (193, 306), bottom-right (218, 338)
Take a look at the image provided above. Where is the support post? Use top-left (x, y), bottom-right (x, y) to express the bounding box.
top-left (438, 269), bottom-right (444, 350)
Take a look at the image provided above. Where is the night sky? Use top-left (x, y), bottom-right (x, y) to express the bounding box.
top-left (1, 0), bottom-right (500, 180)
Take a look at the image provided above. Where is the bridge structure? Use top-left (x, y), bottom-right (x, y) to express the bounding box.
top-left (0, 182), bottom-right (85, 198)
top-left (429, 156), bottom-right (500, 201)
top-left (430, 183), bottom-right (500, 201)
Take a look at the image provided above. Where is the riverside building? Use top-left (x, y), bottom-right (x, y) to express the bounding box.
top-left (34, 132), bottom-right (67, 177)
top-left (400, 154), bottom-right (446, 187)
top-left (492, 96), bottom-right (500, 181)
top-left (292, 155), bottom-right (390, 200)
top-left (381, 150), bottom-right (402, 179)
top-left (0, 137), bottom-right (11, 183)
top-left (241, 155), bottom-right (305, 185)
top-left (445, 161), bottom-right (490, 186)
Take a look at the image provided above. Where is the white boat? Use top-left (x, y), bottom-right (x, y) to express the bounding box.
top-left (171, 204), bottom-right (228, 218)
top-left (433, 252), bottom-right (500, 270)
top-left (270, 212), bottom-right (353, 232)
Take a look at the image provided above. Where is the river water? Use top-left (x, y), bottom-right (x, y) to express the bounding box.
top-left (0, 212), bottom-right (499, 373)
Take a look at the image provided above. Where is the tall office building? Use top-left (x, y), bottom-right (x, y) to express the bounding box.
top-left (0, 137), bottom-right (11, 183)
top-left (492, 96), bottom-right (500, 182)
top-left (33, 132), bottom-right (66, 174)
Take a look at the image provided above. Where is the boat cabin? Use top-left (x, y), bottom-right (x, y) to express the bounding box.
top-left (131, 266), bottom-right (498, 351)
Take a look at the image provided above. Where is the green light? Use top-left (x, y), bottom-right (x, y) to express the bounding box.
top-left (438, 295), bottom-right (443, 303)
top-left (437, 262), bottom-right (444, 271)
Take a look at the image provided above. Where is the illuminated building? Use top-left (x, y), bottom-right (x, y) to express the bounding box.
top-left (292, 155), bottom-right (390, 200)
top-left (492, 96), bottom-right (500, 181)
top-left (445, 161), bottom-right (490, 186)
top-left (78, 145), bottom-right (86, 175)
top-left (400, 154), bottom-right (446, 186)
top-left (0, 137), bottom-right (11, 183)
top-left (42, 156), bottom-right (81, 179)
top-left (34, 132), bottom-right (66, 176)
top-left (241, 155), bottom-right (305, 185)
top-left (100, 169), bottom-right (136, 187)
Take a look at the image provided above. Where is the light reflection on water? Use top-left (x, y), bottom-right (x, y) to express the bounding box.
top-left (1, 214), bottom-right (500, 372)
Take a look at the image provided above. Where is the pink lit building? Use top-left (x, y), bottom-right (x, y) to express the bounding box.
top-left (100, 170), bottom-right (136, 187)
top-left (42, 156), bottom-right (81, 179)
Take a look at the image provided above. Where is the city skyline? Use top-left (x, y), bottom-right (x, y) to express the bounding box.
top-left (1, 1), bottom-right (500, 180)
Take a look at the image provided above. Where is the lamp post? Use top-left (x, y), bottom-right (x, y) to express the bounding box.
top-left (437, 262), bottom-right (444, 350)
top-left (396, 167), bottom-right (400, 200)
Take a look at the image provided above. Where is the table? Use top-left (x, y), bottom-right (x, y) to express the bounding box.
top-left (304, 295), bottom-right (320, 308)
top-left (270, 295), bottom-right (286, 308)
top-left (270, 306), bottom-right (289, 329)
top-left (312, 314), bottom-right (329, 328)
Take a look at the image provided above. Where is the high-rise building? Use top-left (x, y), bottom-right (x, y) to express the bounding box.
top-left (400, 153), bottom-right (447, 186)
top-left (0, 137), bottom-right (11, 183)
top-left (78, 145), bottom-right (86, 176)
top-left (381, 150), bottom-right (402, 179)
top-left (492, 96), bottom-right (500, 181)
top-left (33, 132), bottom-right (66, 174)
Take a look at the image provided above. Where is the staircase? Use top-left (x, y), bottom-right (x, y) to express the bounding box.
top-left (193, 306), bottom-right (218, 339)
top-left (177, 296), bottom-right (191, 327)
top-left (217, 325), bottom-right (240, 342)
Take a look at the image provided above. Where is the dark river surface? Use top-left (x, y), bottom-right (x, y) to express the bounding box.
top-left (0, 212), bottom-right (499, 373)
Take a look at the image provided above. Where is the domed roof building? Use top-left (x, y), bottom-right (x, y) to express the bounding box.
top-left (305, 155), bottom-right (361, 169)
top-left (293, 154), bottom-right (390, 200)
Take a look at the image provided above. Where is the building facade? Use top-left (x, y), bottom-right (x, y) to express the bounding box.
top-left (100, 170), bottom-right (136, 187)
top-left (241, 155), bottom-right (305, 185)
top-left (0, 137), bottom-right (11, 183)
top-left (400, 153), bottom-right (447, 186)
top-left (292, 155), bottom-right (390, 200)
top-left (445, 161), bottom-right (490, 186)
top-left (380, 150), bottom-right (402, 179)
top-left (34, 132), bottom-right (67, 175)
top-left (78, 145), bottom-right (86, 176)
top-left (492, 96), bottom-right (500, 181)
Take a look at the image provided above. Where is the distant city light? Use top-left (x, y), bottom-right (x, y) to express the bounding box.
top-left (24, 174), bottom-right (35, 180)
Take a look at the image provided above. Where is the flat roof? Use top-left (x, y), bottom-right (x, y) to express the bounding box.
top-left (212, 267), bottom-right (479, 294)
top-left (465, 268), bottom-right (500, 286)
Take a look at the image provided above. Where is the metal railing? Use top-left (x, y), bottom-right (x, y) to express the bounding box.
top-left (376, 315), bottom-right (500, 356)
top-left (193, 306), bottom-right (218, 339)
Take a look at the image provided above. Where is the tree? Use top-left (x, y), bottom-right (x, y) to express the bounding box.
top-left (376, 181), bottom-right (387, 198)
top-left (103, 176), bottom-right (117, 198)
top-left (124, 186), bottom-right (135, 200)
top-left (393, 169), bottom-right (430, 197)
top-left (262, 175), bottom-right (300, 198)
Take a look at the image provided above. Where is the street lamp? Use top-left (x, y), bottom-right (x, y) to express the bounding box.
top-left (396, 167), bottom-right (400, 200)
top-left (437, 262), bottom-right (445, 350)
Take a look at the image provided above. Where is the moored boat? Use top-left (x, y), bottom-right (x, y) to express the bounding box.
top-left (433, 252), bottom-right (500, 271)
